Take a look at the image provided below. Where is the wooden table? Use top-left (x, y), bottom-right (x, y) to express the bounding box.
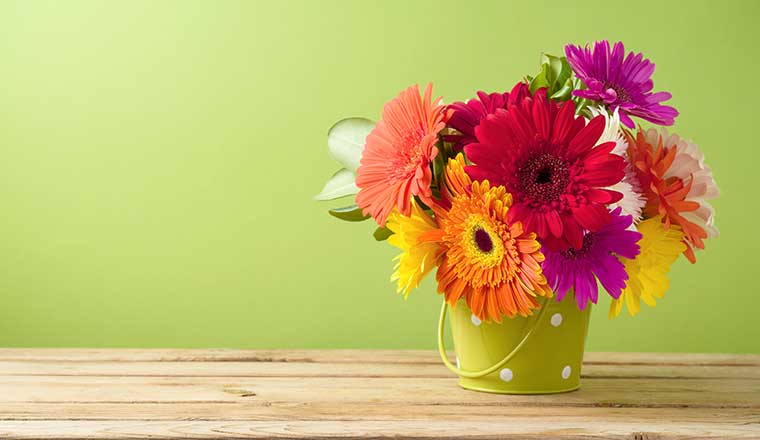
top-left (0, 349), bottom-right (758, 439)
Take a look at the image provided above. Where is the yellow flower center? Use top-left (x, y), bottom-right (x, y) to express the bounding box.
top-left (462, 215), bottom-right (504, 268)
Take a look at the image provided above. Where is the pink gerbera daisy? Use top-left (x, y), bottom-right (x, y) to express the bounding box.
top-left (464, 89), bottom-right (626, 250)
top-left (565, 40), bottom-right (678, 128)
top-left (542, 207), bottom-right (642, 310)
top-left (355, 84), bottom-right (450, 226)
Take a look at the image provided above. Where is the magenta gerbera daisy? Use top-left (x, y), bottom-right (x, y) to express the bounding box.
top-left (445, 82), bottom-right (530, 151)
top-left (464, 89), bottom-right (626, 250)
top-left (542, 207), bottom-right (642, 310)
top-left (564, 40), bottom-right (678, 128)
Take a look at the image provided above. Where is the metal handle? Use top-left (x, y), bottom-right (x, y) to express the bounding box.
top-left (436, 298), bottom-right (550, 378)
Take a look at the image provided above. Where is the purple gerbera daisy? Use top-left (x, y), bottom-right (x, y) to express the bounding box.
top-left (445, 82), bottom-right (530, 150)
top-left (564, 40), bottom-right (678, 128)
top-left (542, 207), bottom-right (642, 310)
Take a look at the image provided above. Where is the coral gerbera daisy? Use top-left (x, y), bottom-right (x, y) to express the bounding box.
top-left (445, 82), bottom-right (530, 151)
top-left (627, 127), bottom-right (719, 262)
top-left (609, 216), bottom-right (686, 318)
top-left (385, 200), bottom-right (443, 297)
top-left (419, 154), bottom-right (553, 322)
top-left (355, 83), bottom-right (450, 226)
top-left (590, 106), bottom-right (646, 223)
top-left (465, 89), bottom-right (627, 251)
top-left (542, 207), bottom-right (642, 310)
top-left (565, 40), bottom-right (678, 128)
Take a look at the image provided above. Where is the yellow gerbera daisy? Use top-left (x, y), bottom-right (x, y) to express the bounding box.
top-left (386, 199), bottom-right (442, 297)
top-left (609, 216), bottom-right (686, 318)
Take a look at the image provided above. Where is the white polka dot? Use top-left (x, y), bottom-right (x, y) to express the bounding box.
top-left (550, 313), bottom-right (563, 327)
top-left (470, 314), bottom-right (482, 326)
top-left (456, 357), bottom-right (460, 369)
top-left (561, 365), bottom-right (572, 380)
top-left (499, 368), bottom-right (513, 382)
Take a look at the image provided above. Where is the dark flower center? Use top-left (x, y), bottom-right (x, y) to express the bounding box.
top-left (561, 232), bottom-right (595, 258)
top-left (603, 82), bottom-right (630, 102)
top-left (518, 153), bottom-right (570, 202)
top-left (473, 227), bottom-right (494, 253)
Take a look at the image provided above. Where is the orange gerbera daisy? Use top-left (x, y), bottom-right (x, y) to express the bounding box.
top-left (627, 128), bottom-right (719, 262)
top-left (355, 84), bottom-right (450, 226)
top-left (420, 154), bottom-right (553, 322)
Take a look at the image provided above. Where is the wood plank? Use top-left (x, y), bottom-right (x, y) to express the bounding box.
top-left (1, 402), bottom-right (758, 422)
top-left (0, 376), bottom-right (757, 408)
top-left (1, 360), bottom-right (758, 379)
top-left (0, 349), bottom-right (757, 366)
top-left (1, 419), bottom-right (758, 440)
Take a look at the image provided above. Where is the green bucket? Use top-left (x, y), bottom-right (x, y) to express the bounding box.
top-left (437, 295), bottom-right (591, 394)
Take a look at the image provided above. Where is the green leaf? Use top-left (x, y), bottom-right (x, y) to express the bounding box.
top-left (328, 205), bottom-right (370, 222)
top-left (327, 118), bottom-right (375, 171)
top-left (550, 79), bottom-right (574, 101)
top-left (528, 65), bottom-right (549, 94)
top-left (529, 54), bottom-right (578, 102)
top-left (314, 168), bottom-right (358, 201)
top-left (373, 226), bottom-right (393, 241)
top-left (543, 53), bottom-right (562, 83)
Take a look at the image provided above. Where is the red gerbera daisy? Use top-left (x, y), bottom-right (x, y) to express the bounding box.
top-left (445, 82), bottom-right (530, 151)
top-left (464, 89), bottom-right (626, 250)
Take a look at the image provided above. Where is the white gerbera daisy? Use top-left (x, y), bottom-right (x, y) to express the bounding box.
top-left (590, 106), bottom-right (646, 223)
top-left (589, 106), bottom-right (627, 155)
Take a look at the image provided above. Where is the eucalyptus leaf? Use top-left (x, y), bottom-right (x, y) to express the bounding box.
top-left (327, 117), bottom-right (375, 171)
top-left (373, 226), bottom-right (393, 241)
top-left (313, 168), bottom-right (358, 201)
top-left (328, 205), bottom-right (370, 222)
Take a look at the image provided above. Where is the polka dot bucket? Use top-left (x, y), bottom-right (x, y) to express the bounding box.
top-left (437, 294), bottom-right (591, 394)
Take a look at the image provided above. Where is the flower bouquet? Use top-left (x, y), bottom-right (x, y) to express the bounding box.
top-left (316, 41), bottom-right (719, 394)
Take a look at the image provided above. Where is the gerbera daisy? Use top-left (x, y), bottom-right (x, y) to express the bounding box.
top-left (590, 106), bottom-right (646, 223)
top-left (627, 127), bottom-right (719, 262)
top-left (355, 83), bottom-right (450, 226)
top-left (609, 216), bottom-right (686, 318)
top-left (542, 207), bottom-right (642, 310)
top-left (565, 40), bottom-right (678, 128)
top-left (465, 89), bottom-right (626, 251)
top-left (445, 82), bottom-right (530, 151)
top-left (418, 154), bottom-right (552, 322)
top-left (385, 199), bottom-right (443, 297)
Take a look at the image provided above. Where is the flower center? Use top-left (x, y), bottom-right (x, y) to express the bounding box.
top-left (518, 153), bottom-right (570, 202)
top-left (561, 232), bottom-right (595, 258)
top-left (473, 227), bottom-right (493, 253)
top-left (603, 82), bottom-right (630, 102)
top-left (389, 128), bottom-right (427, 181)
top-left (461, 215), bottom-right (505, 268)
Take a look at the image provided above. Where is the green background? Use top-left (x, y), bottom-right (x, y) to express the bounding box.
top-left (0, 0), bottom-right (757, 353)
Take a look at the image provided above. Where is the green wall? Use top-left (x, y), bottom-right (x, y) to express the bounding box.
top-left (0, 0), bottom-right (757, 353)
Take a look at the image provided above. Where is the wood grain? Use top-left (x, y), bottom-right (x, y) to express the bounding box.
top-left (0, 349), bottom-right (758, 439)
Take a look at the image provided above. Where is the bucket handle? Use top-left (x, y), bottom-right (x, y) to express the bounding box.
top-left (437, 298), bottom-right (550, 379)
